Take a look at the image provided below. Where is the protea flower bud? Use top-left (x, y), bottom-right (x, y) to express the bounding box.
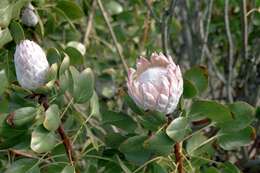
top-left (14, 40), bottom-right (49, 89)
top-left (127, 52), bottom-right (183, 114)
top-left (21, 3), bottom-right (39, 27)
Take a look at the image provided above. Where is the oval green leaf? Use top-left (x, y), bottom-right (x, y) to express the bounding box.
top-left (61, 165), bottom-right (75, 173)
top-left (31, 125), bottom-right (57, 153)
top-left (57, 0), bottom-right (84, 20)
top-left (9, 20), bottom-right (25, 44)
top-left (11, 107), bottom-right (37, 127)
top-left (189, 100), bottom-right (233, 124)
top-left (220, 101), bottom-right (255, 132)
top-left (0, 69), bottom-right (8, 95)
top-left (166, 117), bottom-right (191, 142)
top-left (44, 104), bottom-right (60, 131)
top-left (73, 68), bottom-right (94, 103)
top-left (217, 126), bottom-right (256, 150)
top-left (184, 66), bottom-right (208, 94)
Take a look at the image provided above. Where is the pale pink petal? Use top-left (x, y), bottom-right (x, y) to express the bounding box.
top-left (146, 82), bottom-right (159, 99)
top-left (136, 56), bottom-right (151, 74)
top-left (151, 52), bottom-right (169, 66)
top-left (156, 94), bottom-right (168, 112)
top-left (143, 92), bottom-right (156, 109)
top-left (127, 68), bottom-right (136, 80)
top-left (158, 76), bottom-right (170, 96)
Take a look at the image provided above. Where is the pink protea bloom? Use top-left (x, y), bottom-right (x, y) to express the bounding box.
top-left (127, 52), bottom-right (183, 114)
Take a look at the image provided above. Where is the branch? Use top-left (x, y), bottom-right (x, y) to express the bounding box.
top-left (240, 0), bottom-right (248, 62)
top-left (200, 0), bottom-right (214, 62)
top-left (58, 125), bottom-right (75, 165)
top-left (97, 0), bottom-right (128, 73)
top-left (161, 0), bottom-right (177, 55)
top-left (145, 0), bottom-right (161, 23)
top-left (83, 0), bottom-right (97, 46)
top-left (37, 93), bottom-right (75, 166)
top-left (141, 0), bottom-right (153, 49)
top-left (174, 142), bottom-right (184, 173)
top-left (224, 0), bottom-right (234, 102)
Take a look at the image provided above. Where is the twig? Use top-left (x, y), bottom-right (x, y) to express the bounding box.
top-left (240, 0), bottom-right (248, 62)
top-left (141, 0), bottom-right (152, 50)
top-left (145, 0), bottom-right (160, 23)
top-left (161, 0), bottom-right (177, 55)
top-left (224, 0), bottom-right (234, 102)
top-left (97, 0), bottom-right (128, 73)
top-left (83, 0), bottom-right (97, 46)
top-left (174, 142), bottom-right (184, 173)
top-left (37, 92), bottom-right (75, 166)
top-left (200, 0), bottom-right (214, 62)
top-left (246, 8), bottom-right (260, 16)
top-left (57, 125), bottom-right (75, 165)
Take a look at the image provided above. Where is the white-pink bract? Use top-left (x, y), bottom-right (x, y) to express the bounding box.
top-left (127, 52), bottom-right (183, 114)
top-left (14, 40), bottom-right (49, 90)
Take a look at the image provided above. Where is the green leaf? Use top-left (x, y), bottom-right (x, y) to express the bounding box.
top-left (0, 113), bottom-right (27, 138)
top-left (184, 66), bottom-right (208, 94)
top-left (90, 91), bottom-right (100, 117)
top-left (217, 126), bottom-right (255, 150)
top-left (59, 56), bottom-right (70, 76)
top-left (0, 0), bottom-right (13, 27)
top-left (139, 111), bottom-right (166, 131)
top-left (11, 0), bottom-right (30, 19)
top-left (202, 167), bottom-right (220, 173)
top-left (183, 79), bottom-right (198, 98)
top-left (47, 48), bottom-right (61, 65)
top-left (11, 107), bottom-right (37, 127)
top-left (0, 97), bottom-right (8, 113)
top-left (186, 132), bottom-right (213, 156)
top-left (73, 68), bottom-right (94, 103)
top-left (9, 20), bottom-right (25, 44)
top-left (65, 47), bottom-right (83, 65)
top-left (31, 125), bottom-right (57, 153)
top-left (256, 106), bottom-right (260, 120)
top-left (220, 101), bottom-right (255, 132)
top-left (0, 28), bottom-right (12, 48)
top-left (124, 94), bottom-right (144, 115)
top-left (189, 100), bottom-right (233, 124)
top-left (102, 111), bottom-right (137, 133)
top-left (105, 1), bottom-right (123, 15)
top-left (5, 158), bottom-right (40, 173)
top-left (56, 0), bottom-right (84, 20)
top-left (116, 155), bottom-right (132, 173)
top-left (67, 41), bottom-right (85, 55)
top-left (59, 70), bottom-right (72, 93)
top-left (46, 63), bottom-right (58, 82)
top-left (147, 163), bottom-right (168, 173)
top-left (119, 135), bottom-right (152, 165)
top-left (220, 162), bottom-right (241, 173)
top-left (61, 165), bottom-right (75, 173)
top-left (0, 70), bottom-right (8, 95)
top-left (166, 117), bottom-right (191, 142)
top-left (144, 131), bottom-right (174, 156)
top-left (44, 104), bottom-right (61, 131)
top-left (104, 132), bottom-right (127, 148)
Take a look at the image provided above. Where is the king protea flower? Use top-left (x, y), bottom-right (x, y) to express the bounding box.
top-left (127, 52), bottom-right (183, 114)
top-left (14, 40), bottom-right (49, 89)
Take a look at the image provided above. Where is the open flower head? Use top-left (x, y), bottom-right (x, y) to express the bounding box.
top-left (127, 52), bottom-right (183, 114)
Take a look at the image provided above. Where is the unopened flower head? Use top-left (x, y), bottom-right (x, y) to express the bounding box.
top-left (127, 52), bottom-right (183, 114)
top-left (21, 3), bottom-right (39, 27)
top-left (14, 40), bottom-right (49, 89)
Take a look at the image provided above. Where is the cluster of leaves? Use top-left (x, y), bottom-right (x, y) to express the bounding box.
top-left (0, 0), bottom-right (259, 173)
